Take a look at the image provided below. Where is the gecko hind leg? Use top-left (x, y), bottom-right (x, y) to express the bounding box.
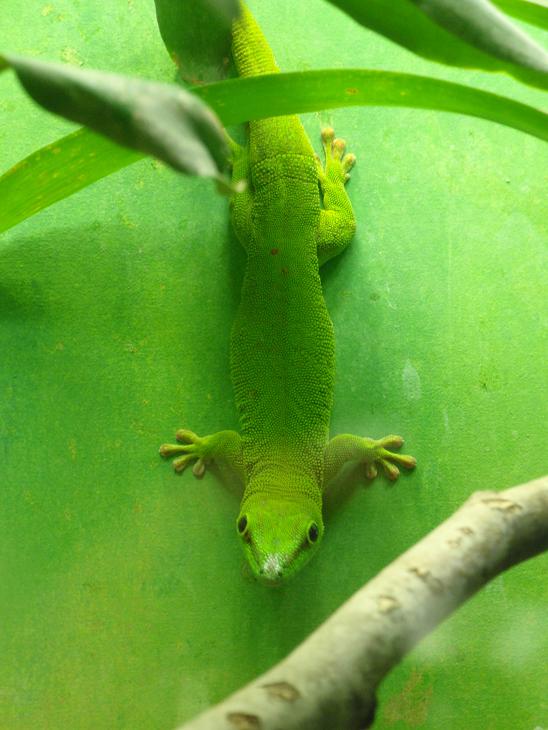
top-left (318, 126), bottom-right (356, 184)
top-left (315, 127), bottom-right (357, 266)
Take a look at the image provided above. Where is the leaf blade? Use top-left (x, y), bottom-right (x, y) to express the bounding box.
top-left (491, 0), bottom-right (548, 31)
top-left (410, 0), bottom-right (548, 70)
top-left (327, 0), bottom-right (548, 89)
top-left (0, 129), bottom-right (143, 234)
top-left (1, 69), bottom-right (547, 234)
top-left (154, 0), bottom-right (239, 84)
top-left (199, 69), bottom-right (548, 140)
top-left (0, 53), bottom-right (230, 182)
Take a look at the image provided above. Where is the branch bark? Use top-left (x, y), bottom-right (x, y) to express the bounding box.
top-left (177, 476), bottom-right (548, 730)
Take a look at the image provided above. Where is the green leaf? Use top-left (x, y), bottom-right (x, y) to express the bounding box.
top-left (206, 0), bottom-right (240, 24)
top-left (491, 0), bottom-right (548, 30)
top-left (0, 53), bottom-right (230, 183)
top-left (0, 129), bottom-right (142, 234)
top-left (154, 0), bottom-right (239, 84)
top-left (200, 69), bottom-right (548, 138)
top-left (327, 0), bottom-right (548, 89)
top-left (409, 0), bottom-right (548, 69)
top-left (1, 69), bottom-right (547, 234)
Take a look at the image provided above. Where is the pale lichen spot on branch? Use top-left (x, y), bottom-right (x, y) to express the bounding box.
top-left (481, 497), bottom-right (523, 513)
top-left (408, 566), bottom-right (444, 595)
top-left (377, 595), bottom-right (400, 613)
top-left (447, 525), bottom-right (476, 548)
top-left (459, 526), bottom-right (474, 536)
top-left (227, 711), bottom-right (261, 730)
top-left (261, 681), bottom-right (301, 701)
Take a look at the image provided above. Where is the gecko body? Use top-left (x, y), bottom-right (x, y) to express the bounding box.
top-left (160, 3), bottom-right (415, 584)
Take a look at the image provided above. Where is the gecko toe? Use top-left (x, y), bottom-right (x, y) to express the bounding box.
top-left (173, 454), bottom-right (194, 473)
top-left (332, 138), bottom-right (346, 159)
top-left (342, 153), bottom-right (356, 172)
top-left (365, 462), bottom-right (378, 479)
top-left (321, 126), bottom-right (335, 145)
top-left (176, 429), bottom-right (198, 443)
top-left (318, 126), bottom-right (356, 186)
top-left (380, 459), bottom-right (400, 481)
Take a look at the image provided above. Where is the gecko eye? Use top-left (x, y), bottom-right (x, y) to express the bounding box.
top-left (237, 515), bottom-right (248, 535)
top-left (307, 522), bottom-right (319, 544)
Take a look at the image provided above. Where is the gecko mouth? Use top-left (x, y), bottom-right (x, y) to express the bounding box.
top-left (252, 537), bottom-right (311, 585)
top-left (248, 548), bottom-right (287, 585)
top-left (260, 553), bottom-right (284, 581)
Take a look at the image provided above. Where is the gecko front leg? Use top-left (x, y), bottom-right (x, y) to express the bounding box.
top-left (323, 433), bottom-right (416, 487)
top-left (160, 429), bottom-right (244, 483)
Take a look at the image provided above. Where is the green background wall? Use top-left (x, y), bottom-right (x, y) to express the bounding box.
top-left (1, 1), bottom-right (546, 728)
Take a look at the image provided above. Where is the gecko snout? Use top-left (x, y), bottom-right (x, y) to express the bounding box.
top-left (259, 554), bottom-right (284, 582)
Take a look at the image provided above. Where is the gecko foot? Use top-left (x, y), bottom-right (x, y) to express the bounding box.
top-left (362, 434), bottom-right (416, 481)
top-left (315, 126), bottom-right (356, 185)
top-left (159, 429), bottom-right (209, 477)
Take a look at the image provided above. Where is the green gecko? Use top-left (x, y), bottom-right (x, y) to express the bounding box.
top-left (160, 1), bottom-right (416, 585)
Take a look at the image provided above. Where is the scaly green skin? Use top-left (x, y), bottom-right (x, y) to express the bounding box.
top-left (160, 2), bottom-right (416, 585)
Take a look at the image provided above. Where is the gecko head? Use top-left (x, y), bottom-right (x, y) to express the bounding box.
top-left (236, 495), bottom-right (324, 585)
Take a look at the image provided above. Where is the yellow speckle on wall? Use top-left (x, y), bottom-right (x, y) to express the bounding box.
top-left (121, 213), bottom-right (138, 230)
top-left (61, 47), bottom-right (84, 66)
top-left (68, 439), bottom-right (78, 461)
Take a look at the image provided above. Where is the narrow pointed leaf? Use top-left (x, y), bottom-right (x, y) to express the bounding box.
top-left (327, 0), bottom-right (548, 89)
top-left (154, 0), bottom-right (239, 83)
top-left (409, 0), bottom-right (548, 70)
top-left (2, 69), bottom-right (547, 234)
top-left (205, 0), bottom-right (240, 24)
top-left (197, 70), bottom-right (548, 139)
top-left (491, 0), bottom-right (548, 30)
top-left (0, 129), bottom-right (142, 234)
top-left (0, 53), bottom-right (230, 183)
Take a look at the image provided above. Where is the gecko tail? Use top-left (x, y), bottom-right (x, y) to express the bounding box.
top-left (232, 1), bottom-right (280, 78)
top-left (231, 2), bottom-right (316, 164)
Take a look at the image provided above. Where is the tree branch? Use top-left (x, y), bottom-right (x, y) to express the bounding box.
top-left (177, 476), bottom-right (548, 730)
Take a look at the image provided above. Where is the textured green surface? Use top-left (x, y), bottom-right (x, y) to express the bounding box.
top-left (0, 1), bottom-right (547, 729)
